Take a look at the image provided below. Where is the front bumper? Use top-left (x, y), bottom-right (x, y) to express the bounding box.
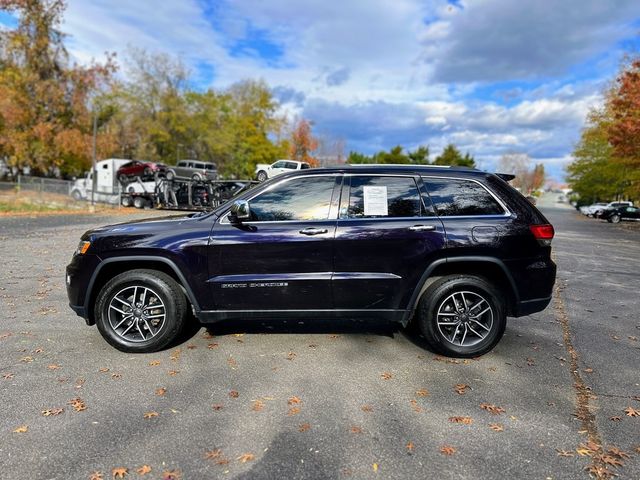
top-left (66, 253), bottom-right (101, 323)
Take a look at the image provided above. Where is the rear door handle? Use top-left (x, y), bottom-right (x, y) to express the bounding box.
top-left (408, 225), bottom-right (436, 232)
top-left (299, 227), bottom-right (329, 235)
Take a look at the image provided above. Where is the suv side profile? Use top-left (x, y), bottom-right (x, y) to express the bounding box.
top-left (166, 160), bottom-right (218, 181)
top-left (66, 165), bottom-right (556, 357)
top-left (255, 160), bottom-right (310, 182)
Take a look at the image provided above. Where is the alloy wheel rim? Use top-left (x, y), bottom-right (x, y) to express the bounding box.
top-left (436, 290), bottom-right (494, 347)
top-left (107, 285), bottom-right (166, 343)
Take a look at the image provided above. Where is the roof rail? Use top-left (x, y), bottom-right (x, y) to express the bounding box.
top-left (347, 163), bottom-right (452, 168)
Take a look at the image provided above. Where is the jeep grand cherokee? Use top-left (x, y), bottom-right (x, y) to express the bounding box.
top-left (66, 165), bottom-right (556, 357)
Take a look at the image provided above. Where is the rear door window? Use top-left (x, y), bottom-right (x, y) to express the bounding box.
top-left (422, 178), bottom-right (505, 216)
top-left (346, 176), bottom-right (423, 218)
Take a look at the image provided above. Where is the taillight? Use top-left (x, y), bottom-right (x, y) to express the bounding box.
top-left (530, 224), bottom-right (554, 246)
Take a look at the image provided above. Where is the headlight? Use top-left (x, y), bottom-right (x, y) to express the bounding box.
top-left (76, 241), bottom-right (91, 255)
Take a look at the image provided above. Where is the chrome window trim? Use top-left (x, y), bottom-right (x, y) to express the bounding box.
top-left (421, 175), bottom-right (512, 218)
top-left (219, 173), bottom-right (342, 225)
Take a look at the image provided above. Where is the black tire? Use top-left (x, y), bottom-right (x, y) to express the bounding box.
top-left (133, 197), bottom-right (147, 209)
top-left (121, 196), bottom-right (132, 207)
top-left (257, 171), bottom-right (268, 182)
top-left (71, 190), bottom-right (82, 201)
top-left (192, 173), bottom-right (202, 181)
top-left (166, 170), bottom-right (175, 181)
top-left (610, 214), bottom-right (621, 224)
top-left (416, 275), bottom-right (506, 358)
top-left (95, 269), bottom-right (188, 353)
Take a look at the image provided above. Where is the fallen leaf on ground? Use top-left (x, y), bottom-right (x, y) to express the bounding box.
top-left (454, 384), bottom-right (470, 395)
top-left (211, 404), bottom-right (223, 411)
top-left (381, 372), bottom-right (393, 380)
top-left (372, 463), bottom-right (378, 472)
top-left (610, 416), bottom-right (621, 421)
top-left (252, 400), bottom-right (264, 411)
top-left (600, 455), bottom-right (624, 468)
top-left (237, 453), bottom-right (255, 463)
top-left (350, 426), bottom-right (363, 433)
top-left (168, 370), bottom-right (179, 376)
top-left (207, 343), bottom-right (218, 349)
top-left (406, 441), bottom-right (414, 452)
top-left (47, 364), bottom-right (61, 370)
top-left (440, 445), bottom-right (456, 455)
top-left (68, 398), bottom-right (86, 412)
top-left (624, 406), bottom-right (639, 417)
top-left (98, 368), bottom-right (109, 373)
top-left (489, 423), bottom-right (504, 432)
top-left (227, 357), bottom-right (237, 368)
top-left (112, 467), bottom-right (128, 478)
top-left (288, 396), bottom-right (301, 405)
top-left (111, 373), bottom-right (122, 379)
top-left (299, 423), bottom-right (311, 432)
top-left (136, 465), bottom-right (152, 475)
top-left (480, 403), bottom-right (505, 415)
top-left (606, 447), bottom-right (630, 459)
top-left (584, 465), bottom-right (616, 479)
top-left (89, 471), bottom-right (103, 480)
top-left (361, 405), bottom-right (373, 412)
top-left (155, 387), bottom-right (166, 396)
top-left (449, 416), bottom-right (473, 424)
top-left (415, 389), bottom-right (429, 397)
top-left (42, 408), bottom-right (64, 416)
top-left (143, 411), bottom-right (159, 419)
top-left (148, 360), bottom-right (160, 366)
top-left (229, 390), bottom-right (239, 398)
top-left (287, 351), bottom-right (296, 360)
top-left (556, 449), bottom-right (574, 457)
top-left (409, 399), bottom-right (423, 412)
top-left (205, 449), bottom-right (223, 460)
top-left (287, 407), bottom-right (301, 416)
top-left (13, 425), bottom-right (28, 433)
top-left (162, 470), bottom-right (180, 479)
top-left (3, 373), bottom-right (15, 379)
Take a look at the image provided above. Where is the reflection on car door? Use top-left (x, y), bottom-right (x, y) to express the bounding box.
top-left (208, 175), bottom-right (341, 315)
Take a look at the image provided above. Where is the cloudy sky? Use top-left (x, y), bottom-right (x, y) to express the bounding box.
top-left (3, 0), bottom-right (640, 180)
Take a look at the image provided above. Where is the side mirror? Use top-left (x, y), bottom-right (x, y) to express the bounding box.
top-left (229, 200), bottom-right (250, 224)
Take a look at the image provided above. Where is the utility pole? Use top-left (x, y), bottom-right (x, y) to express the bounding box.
top-left (90, 110), bottom-right (97, 211)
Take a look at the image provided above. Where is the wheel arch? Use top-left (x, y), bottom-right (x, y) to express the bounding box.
top-left (84, 256), bottom-right (200, 325)
top-left (403, 256), bottom-right (519, 326)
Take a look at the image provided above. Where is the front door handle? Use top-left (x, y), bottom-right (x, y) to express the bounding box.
top-left (408, 224), bottom-right (436, 232)
top-left (299, 227), bottom-right (329, 235)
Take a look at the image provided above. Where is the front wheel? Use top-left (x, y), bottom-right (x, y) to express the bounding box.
top-left (95, 269), bottom-right (188, 353)
top-left (610, 214), bottom-right (621, 223)
top-left (416, 275), bottom-right (506, 358)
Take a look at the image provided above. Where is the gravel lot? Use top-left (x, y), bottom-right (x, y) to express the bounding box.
top-left (0, 200), bottom-right (638, 480)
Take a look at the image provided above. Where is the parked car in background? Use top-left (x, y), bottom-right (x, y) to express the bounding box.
top-left (255, 159), bottom-right (310, 182)
top-left (595, 201), bottom-right (633, 218)
top-left (602, 206), bottom-right (640, 223)
top-left (116, 161), bottom-right (166, 183)
top-left (66, 164), bottom-right (556, 357)
top-left (579, 202), bottom-right (608, 216)
top-left (166, 160), bottom-right (218, 181)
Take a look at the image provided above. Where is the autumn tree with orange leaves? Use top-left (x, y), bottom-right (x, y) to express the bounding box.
top-left (0, 0), bottom-right (117, 176)
top-left (606, 59), bottom-right (640, 197)
top-left (289, 118), bottom-right (319, 167)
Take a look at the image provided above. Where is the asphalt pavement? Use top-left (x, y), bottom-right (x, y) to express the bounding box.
top-left (0, 199), bottom-right (638, 480)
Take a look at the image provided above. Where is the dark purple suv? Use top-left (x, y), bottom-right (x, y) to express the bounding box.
top-left (66, 165), bottom-right (556, 357)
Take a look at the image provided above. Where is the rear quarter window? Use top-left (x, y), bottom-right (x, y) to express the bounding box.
top-left (422, 177), bottom-right (505, 216)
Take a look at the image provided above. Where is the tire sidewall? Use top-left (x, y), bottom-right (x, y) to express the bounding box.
top-left (95, 272), bottom-right (182, 353)
top-left (611, 214), bottom-right (621, 223)
top-left (257, 171), bottom-right (267, 182)
top-left (419, 276), bottom-right (506, 357)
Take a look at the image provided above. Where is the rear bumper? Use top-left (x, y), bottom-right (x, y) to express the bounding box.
top-left (513, 296), bottom-right (552, 317)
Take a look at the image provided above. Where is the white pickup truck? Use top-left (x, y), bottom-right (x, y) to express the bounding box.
top-left (254, 160), bottom-right (310, 182)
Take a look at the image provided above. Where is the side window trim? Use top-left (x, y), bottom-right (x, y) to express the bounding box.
top-left (421, 175), bottom-right (511, 218)
top-left (339, 174), bottom-right (439, 221)
top-left (219, 174), bottom-right (342, 225)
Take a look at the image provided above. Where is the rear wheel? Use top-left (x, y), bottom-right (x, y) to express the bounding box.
top-left (192, 173), bottom-right (202, 181)
top-left (95, 269), bottom-right (187, 353)
top-left (416, 275), bottom-right (506, 358)
top-left (257, 171), bottom-right (268, 182)
top-left (610, 214), bottom-right (621, 223)
top-left (133, 197), bottom-right (147, 209)
top-left (166, 170), bottom-right (175, 181)
top-left (121, 195), bottom-right (132, 207)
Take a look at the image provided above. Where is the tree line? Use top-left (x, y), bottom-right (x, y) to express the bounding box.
top-left (568, 59), bottom-right (640, 203)
top-left (0, 0), bottom-right (490, 181)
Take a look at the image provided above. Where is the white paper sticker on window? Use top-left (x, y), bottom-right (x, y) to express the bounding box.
top-left (363, 186), bottom-right (388, 216)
